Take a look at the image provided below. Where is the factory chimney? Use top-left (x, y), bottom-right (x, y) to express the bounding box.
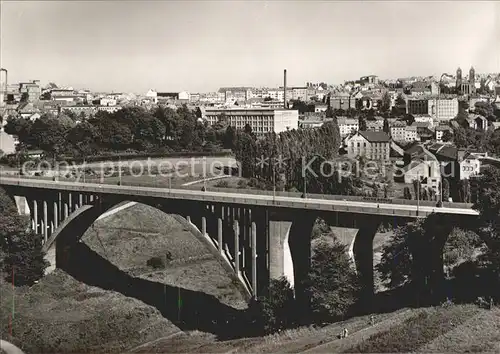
top-left (283, 69), bottom-right (287, 109)
top-left (0, 68), bottom-right (7, 108)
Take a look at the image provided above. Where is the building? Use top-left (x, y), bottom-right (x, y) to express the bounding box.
top-left (202, 107), bottom-right (298, 135)
top-left (428, 97), bottom-right (459, 121)
top-left (50, 89), bottom-right (75, 98)
top-left (329, 92), bottom-right (354, 110)
top-left (458, 67), bottom-right (477, 95)
top-left (465, 114), bottom-right (488, 130)
top-left (390, 121), bottom-right (407, 142)
top-left (407, 97), bottom-right (429, 115)
top-left (291, 87), bottom-right (308, 101)
top-left (400, 144), bottom-right (441, 194)
top-left (62, 105), bottom-right (97, 117)
top-left (17, 102), bottom-right (40, 119)
top-left (366, 119), bottom-right (384, 132)
top-left (413, 114), bottom-right (434, 125)
top-left (457, 150), bottom-right (481, 180)
top-left (145, 89), bottom-right (158, 104)
top-left (345, 131), bottom-right (391, 160)
top-left (337, 117), bottom-right (359, 138)
top-left (435, 125), bottom-right (452, 142)
top-left (19, 80), bottom-right (41, 102)
top-left (404, 125), bottom-right (419, 142)
top-left (99, 98), bottom-right (117, 106)
top-left (96, 105), bottom-right (122, 113)
top-left (314, 104), bottom-right (328, 113)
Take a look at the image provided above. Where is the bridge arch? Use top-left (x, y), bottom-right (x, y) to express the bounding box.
top-left (40, 199), bottom-right (252, 300)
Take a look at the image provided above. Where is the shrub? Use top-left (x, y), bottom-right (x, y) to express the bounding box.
top-left (2, 231), bottom-right (48, 286)
top-left (214, 180), bottom-right (229, 188)
top-left (237, 179), bottom-right (248, 189)
top-left (0, 188), bottom-right (47, 286)
top-left (311, 218), bottom-right (331, 240)
top-left (247, 277), bottom-right (296, 334)
top-left (146, 256), bottom-right (165, 269)
top-left (305, 239), bottom-right (360, 323)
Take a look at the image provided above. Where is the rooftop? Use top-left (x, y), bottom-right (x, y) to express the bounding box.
top-left (358, 131), bottom-right (391, 142)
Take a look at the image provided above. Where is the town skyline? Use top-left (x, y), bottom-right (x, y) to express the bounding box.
top-left (2, 1), bottom-right (499, 93)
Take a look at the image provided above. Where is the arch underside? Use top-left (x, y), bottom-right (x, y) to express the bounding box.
top-left (40, 198), bottom-right (253, 300)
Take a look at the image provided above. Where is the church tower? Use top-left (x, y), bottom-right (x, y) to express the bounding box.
top-left (469, 66), bottom-right (476, 94)
top-left (456, 67), bottom-right (462, 94)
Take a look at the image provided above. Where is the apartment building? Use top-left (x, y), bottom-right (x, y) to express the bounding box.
top-left (428, 97), bottom-right (459, 121)
top-left (404, 125), bottom-right (419, 142)
top-left (390, 121), bottom-right (407, 141)
top-left (345, 131), bottom-right (391, 160)
top-left (337, 117), bottom-right (359, 138)
top-left (329, 92), bottom-right (353, 110)
top-left (203, 107), bottom-right (299, 135)
top-left (406, 97), bottom-right (429, 115)
top-left (19, 80), bottom-right (41, 102)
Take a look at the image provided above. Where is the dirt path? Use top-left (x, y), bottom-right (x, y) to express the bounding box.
top-left (302, 309), bottom-right (416, 353)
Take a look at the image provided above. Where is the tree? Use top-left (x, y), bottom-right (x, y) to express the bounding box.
top-left (325, 105), bottom-right (335, 118)
top-left (403, 114), bottom-right (415, 126)
top-left (377, 222), bottom-right (420, 288)
top-left (247, 277), bottom-right (296, 334)
top-left (0, 188), bottom-right (48, 286)
top-left (223, 126), bottom-right (236, 150)
top-left (413, 179), bottom-right (422, 200)
top-left (383, 118), bottom-right (390, 134)
top-left (358, 116), bottom-right (367, 131)
top-left (442, 130), bottom-right (453, 142)
top-left (380, 91), bottom-right (391, 112)
top-left (244, 123), bottom-right (253, 135)
top-left (458, 179), bottom-right (471, 203)
top-left (305, 239), bottom-right (360, 323)
top-left (403, 186), bottom-right (412, 200)
top-left (20, 92), bottom-right (29, 103)
top-left (442, 178), bottom-right (450, 201)
top-left (473, 167), bottom-right (500, 249)
top-left (443, 228), bottom-right (481, 274)
top-left (391, 94), bottom-right (406, 117)
top-left (474, 101), bottom-right (495, 121)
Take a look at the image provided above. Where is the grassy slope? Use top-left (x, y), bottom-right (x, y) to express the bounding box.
top-left (0, 203), bottom-right (246, 353)
top-left (417, 306), bottom-right (500, 353)
top-left (343, 304), bottom-right (480, 353)
top-left (0, 270), bottom-right (179, 353)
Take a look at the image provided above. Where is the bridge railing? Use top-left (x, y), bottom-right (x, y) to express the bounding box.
top-left (1, 176), bottom-right (473, 210)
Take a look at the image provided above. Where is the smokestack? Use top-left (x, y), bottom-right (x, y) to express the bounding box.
top-left (283, 69), bottom-right (287, 109)
top-left (0, 68), bottom-right (7, 108)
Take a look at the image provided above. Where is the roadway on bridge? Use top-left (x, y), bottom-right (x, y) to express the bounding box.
top-left (0, 177), bottom-right (479, 217)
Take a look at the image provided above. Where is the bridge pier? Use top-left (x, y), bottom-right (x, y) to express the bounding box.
top-left (353, 215), bottom-right (381, 312)
top-left (32, 199), bottom-right (38, 234)
top-left (43, 200), bottom-right (48, 243)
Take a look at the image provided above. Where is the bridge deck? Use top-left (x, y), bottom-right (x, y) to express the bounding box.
top-left (0, 177), bottom-right (479, 218)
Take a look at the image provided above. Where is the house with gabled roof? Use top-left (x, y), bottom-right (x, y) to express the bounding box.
top-left (344, 131), bottom-right (391, 160)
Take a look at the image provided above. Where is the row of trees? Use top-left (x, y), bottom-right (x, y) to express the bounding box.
top-left (233, 120), bottom-right (364, 195)
top-left (379, 166), bottom-right (500, 302)
top-left (4, 106), bottom-right (238, 158)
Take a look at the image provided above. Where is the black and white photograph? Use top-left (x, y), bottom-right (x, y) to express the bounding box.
top-left (0, 1), bottom-right (499, 353)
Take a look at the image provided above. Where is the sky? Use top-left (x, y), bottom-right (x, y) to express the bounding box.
top-left (1, 1), bottom-right (499, 93)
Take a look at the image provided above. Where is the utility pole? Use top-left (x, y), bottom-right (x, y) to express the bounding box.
top-left (416, 172), bottom-right (420, 215)
top-left (118, 156), bottom-right (122, 186)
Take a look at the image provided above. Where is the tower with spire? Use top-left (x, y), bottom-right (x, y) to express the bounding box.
top-left (469, 66), bottom-right (476, 94)
top-left (456, 67), bottom-right (462, 94)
